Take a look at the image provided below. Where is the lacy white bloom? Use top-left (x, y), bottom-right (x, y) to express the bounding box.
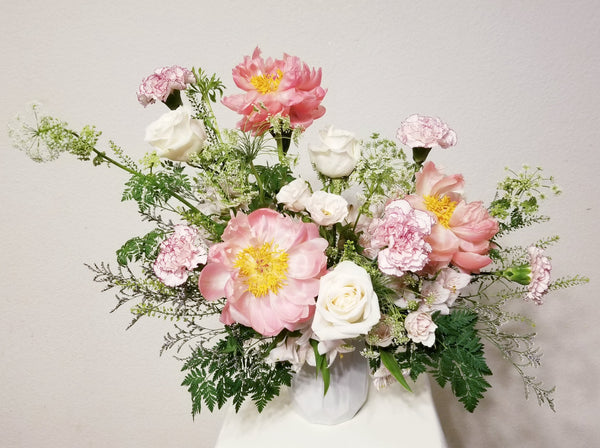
top-left (137, 65), bottom-right (195, 107)
top-left (526, 246), bottom-right (552, 305)
top-left (276, 178), bottom-right (311, 212)
top-left (396, 114), bottom-right (457, 149)
top-left (312, 261), bottom-right (381, 340)
top-left (404, 311), bottom-right (437, 347)
top-left (305, 191), bottom-right (349, 226)
top-left (145, 107), bottom-right (207, 162)
top-left (153, 225), bottom-right (208, 286)
top-left (368, 199), bottom-right (434, 276)
top-left (372, 365), bottom-right (395, 391)
top-left (308, 126), bottom-right (361, 178)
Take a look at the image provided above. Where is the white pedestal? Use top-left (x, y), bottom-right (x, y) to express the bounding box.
top-left (215, 376), bottom-right (447, 447)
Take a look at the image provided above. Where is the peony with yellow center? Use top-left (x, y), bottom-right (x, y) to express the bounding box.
top-left (198, 208), bottom-right (328, 336)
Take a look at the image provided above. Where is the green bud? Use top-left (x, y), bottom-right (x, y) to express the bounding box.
top-left (412, 146), bottom-right (432, 165)
top-left (501, 265), bottom-right (532, 285)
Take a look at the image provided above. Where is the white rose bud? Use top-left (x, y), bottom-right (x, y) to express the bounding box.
top-left (404, 311), bottom-right (437, 347)
top-left (312, 261), bottom-right (381, 340)
top-left (145, 106), bottom-right (207, 162)
top-left (305, 191), bottom-right (349, 226)
top-left (275, 178), bottom-right (311, 212)
top-left (308, 126), bottom-right (361, 178)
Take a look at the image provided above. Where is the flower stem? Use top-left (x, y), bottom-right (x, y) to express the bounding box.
top-left (249, 161), bottom-right (265, 205)
top-left (90, 148), bottom-right (202, 214)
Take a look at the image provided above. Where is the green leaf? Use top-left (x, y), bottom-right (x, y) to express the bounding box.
top-left (310, 339), bottom-right (331, 395)
top-left (380, 350), bottom-right (412, 392)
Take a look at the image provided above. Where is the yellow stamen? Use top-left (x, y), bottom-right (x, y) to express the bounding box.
top-left (250, 69), bottom-right (284, 94)
top-left (234, 242), bottom-right (289, 297)
top-left (423, 195), bottom-right (457, 228)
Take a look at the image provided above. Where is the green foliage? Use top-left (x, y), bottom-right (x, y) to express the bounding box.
top-left (380, 349), bottom-right (412, 392)
top-left (116, 229), bottom-right (164, 266)
top-left (186, 67), bottom-right (226, 145)
top-left (396, 310), bottom-right (492, 412)
top-left (109, 140), bottom-right (139, 171)
top-left (350, 134), bottom-right (414, 216)
top-left (489, 166), bottom-right (561, 236)
top-left (9, 104), bottom-right (101, 162)
top-left (249, 163), bottom-right (294, 209)
top-left (189, 133), bottom-right (259, 210)
top-left (181, 325), bottom-right (293, 414)
top-left (121, 162), bottom-right (192, 212)
top-left (310, 339), bottom-right (331, 395)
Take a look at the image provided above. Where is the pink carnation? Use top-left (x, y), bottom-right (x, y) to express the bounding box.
top-left (526, 246), bottom-right (551, 305)
top-left (405, 162), bottom-right (499, 273)
top-left (198, 208), bottom-right (328, 336)
top-left (222, 47), bottom-right (326, 134)
top-left (153, 225), bottom-right (208, 286)
top-left (368, 199), bottom-right (434, 277)
top-left (137, 65), bottom-right (195, 107)
top-left (397, 114), bottom-right (457, 149)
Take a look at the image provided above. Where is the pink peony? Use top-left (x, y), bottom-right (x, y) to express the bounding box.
top-left (368, 199), bottom-right (434, 277)
top-left (153, 225), bottom-right (208, 286)
top-left (396, 114), bottom-right (457, 149)
top-left (198, 208), bottom-right (328, 336)
top-left (526, 246), bottom-right (552, 305)
top-left (137, 65), bottom-right (195, 107)
top-left (405, 162), bottom-right (499, 273)
top-left (222, 47), bottom-right (326, 134)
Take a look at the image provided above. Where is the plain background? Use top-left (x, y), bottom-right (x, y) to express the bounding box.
top-left (1, 1), bottom-right (598, 447)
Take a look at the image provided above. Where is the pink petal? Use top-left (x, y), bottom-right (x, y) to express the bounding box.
top-left (198, 263), bottom-right (231, 301)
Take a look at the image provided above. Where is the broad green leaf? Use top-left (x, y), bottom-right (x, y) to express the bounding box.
top-left (380, 350), bottom-right (412, 392)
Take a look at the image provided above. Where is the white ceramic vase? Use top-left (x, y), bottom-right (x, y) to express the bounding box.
top-left (290, 348), bottom-right (369, 425)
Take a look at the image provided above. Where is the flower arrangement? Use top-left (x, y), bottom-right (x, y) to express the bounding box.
top-left (10, 47), bottom-right (588, 415)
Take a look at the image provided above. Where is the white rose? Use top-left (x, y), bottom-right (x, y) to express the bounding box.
top-left (305, 191), bottom-right (349, 226)
top-left (275, 178), bottom-right (311, 212)
top-left (312, 261), bottom-right (381, 340)
top-left (404, 311), bottom-right (437, 347)
top-left (308, 126), bottom-right (361, 178)
top-left (145, 106), bottom-right (207, 162)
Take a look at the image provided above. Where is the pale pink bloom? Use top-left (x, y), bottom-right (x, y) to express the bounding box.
top-left (526, 246), bottom-right (552, 305)
top-left (137, 65), bottom-right (195, 107)
top-left (368, 199), bottom-right (434, 276)
top-left (153, 225), bottom-right (208, 286)
top-left (366, 316), bottom-right (395, 347)
top-left (437, 268), bottom-right (471, 306)
top-left (419, 280), bottom-right (452, 314)
top-left (418, 268), bottom-right (471, 314)
top-left (222, 47), bottom-right (326, 134)
top-left (393, 289), bottom-right (417, 308)
top-left (396, 114), bottom-right (457, 149)
top-left (405, 162), bottom-right (499, 274)
top-left (404, 311), bottom-right (437, 347)
top-left (267, 333), bottom-right (312, 371)
top-left (372, 365), bottom-right (395, 391)
top-left (198, 208), bottom-right (328, 336)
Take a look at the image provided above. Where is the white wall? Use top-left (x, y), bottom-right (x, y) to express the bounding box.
top-left (1, 1), bottom-right (598, 446)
